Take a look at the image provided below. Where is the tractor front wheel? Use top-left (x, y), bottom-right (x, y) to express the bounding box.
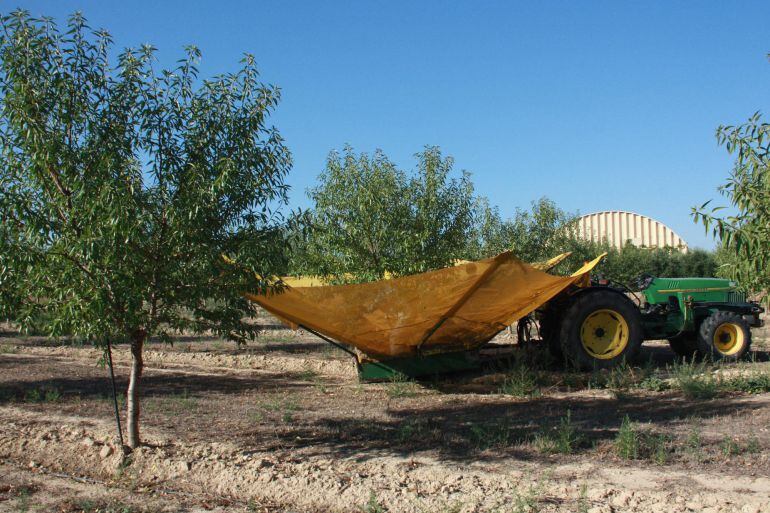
top-left (559, 289), bottom-right (643, 370)
top-left (696, 311), bottom-right (752, 361)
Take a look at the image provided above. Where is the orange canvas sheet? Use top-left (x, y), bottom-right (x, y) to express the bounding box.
top-left (246, 252), bottom-right (603, 358)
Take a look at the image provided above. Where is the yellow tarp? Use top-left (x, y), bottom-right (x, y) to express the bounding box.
top-left (280, 252), bottom-right (573, 287)
top-left (246, 252), bottom-right (603, 358)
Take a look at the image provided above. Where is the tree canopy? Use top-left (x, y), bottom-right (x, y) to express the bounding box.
top-left (0, 11), bottom-right (291, 447)
top-left (693, 104), bottom-right (770, 300)
top-left (290, 146), bottom-right (475, 282)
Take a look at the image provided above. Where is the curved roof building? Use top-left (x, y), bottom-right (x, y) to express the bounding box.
top-left (576, 210), bottom-right (688, 252)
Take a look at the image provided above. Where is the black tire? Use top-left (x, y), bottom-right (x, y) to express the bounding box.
top-left (538, 308), bottom-right (563, 362)
top-left (559, 289), bottom-right (643, 370)
top-left (668, 334), bottom-right (699, 359)
top-left (696, 311), bottom-right (752, 362)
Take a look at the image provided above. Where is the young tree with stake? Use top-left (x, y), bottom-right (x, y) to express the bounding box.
top-left (0, 11), bottom-right (291, 449)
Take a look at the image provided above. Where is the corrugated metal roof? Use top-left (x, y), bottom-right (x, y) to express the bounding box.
top-left (576, 210), bottom-right (688, 252)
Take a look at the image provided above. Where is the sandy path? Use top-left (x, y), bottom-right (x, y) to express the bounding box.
top-left (1, 406), bottom-right (768, 513)
top-left (8, 343), bottom-right (357, 379)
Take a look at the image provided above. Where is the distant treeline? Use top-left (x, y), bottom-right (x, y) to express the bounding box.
top-left (282, 146), bottom-right (720, 287)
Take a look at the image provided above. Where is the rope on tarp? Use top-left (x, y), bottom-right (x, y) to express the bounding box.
top-left (298, 323), bottom-right (363, 371)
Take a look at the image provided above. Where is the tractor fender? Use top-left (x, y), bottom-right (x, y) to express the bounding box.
top-left (566, 285), bottom-right (634, 305)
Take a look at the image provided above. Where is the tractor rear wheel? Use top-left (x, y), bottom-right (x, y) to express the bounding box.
top-left (559, 289), bottom-right (643, 370)
top-left (668, 334), bottom-right (699, 359)
top-left (696, 311), bottom-right (752, 361)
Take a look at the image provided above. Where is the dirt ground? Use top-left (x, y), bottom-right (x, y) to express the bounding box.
top-left (1, 318), bottom-right (769, 513)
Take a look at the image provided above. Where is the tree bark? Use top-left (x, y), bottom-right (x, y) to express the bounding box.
top-left (126, 330), bottom-right (145, 449)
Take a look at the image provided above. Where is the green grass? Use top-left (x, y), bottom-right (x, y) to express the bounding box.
top-left (670, 360), bottom-right (719, 399)
top-left (395, 418), bottom-right (431, 444)
top-left (667, 360), bottom-right (770, 398)
top-left (256, 395), bottom-right (301, 423)
top-left (144, 389), bottom-right (198, 414)
top-left (499, 365), bottom-right (541, 397)
top-left (722, 372), bottom-right (770, 394)
top-left (298, 369), bottom-right (319, 381)
top-left (614, 415), bottom-right (670, 463)
top-left (510, 485), bottom-right (541, 513)
top-left (720, 436), bottom-right (741, 456)
top-left (615, 415), bottom-right (639, 459)
top-left (101, 392), bottom-right (127, 409)
top-left (682, 424), bottom-right (704, 462)
top-left (533, 410), bottom-right (581, 454)
top-left (16, 486), bottom-right (32, 513)
top-left (606, 360), bottom-right (636, 395)
top-left (469, 422), bottom-right (517, 450)
top-left (720, 435), bottom-right (762, 457)
top-left (296, 369), bottom-right (330, 393)
top-left (386, 373), bottom-right (419, 399)
top-left (73, 499), bottom-right (135, 513)
top-left (260, 396), bottom-right (300, 412)
top-left (745, 435), bottom-right (761, 454)
top-left (167, 389), bottom-right (197, 411)
top-left (0, 343), bottom-right (19, 354)
top-left (23, 386), bottom-right (61, 403)
top-left (637, 374), bottom-right (669, 392)
top-left (577, 484), bottom-right (589, 513)
top-left (647, 433), bottom-right (669, 464)
top-left (361, 492), bottom-right (386, 513)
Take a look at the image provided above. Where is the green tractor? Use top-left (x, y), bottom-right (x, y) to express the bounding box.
top-left (539, 275), bottom-right (765, 370)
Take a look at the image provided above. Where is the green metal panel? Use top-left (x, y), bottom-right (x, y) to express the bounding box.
top-left (639, 277), bottom-right (758, 340)
top-left (358, 350), bottom-right (481, 381)
top-left (642, 277), bottom-right (735, 305)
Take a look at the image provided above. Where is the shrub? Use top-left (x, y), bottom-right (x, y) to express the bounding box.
top-left (534, 410), bottom-right (581, 454)
top-left (386, 374), bottom-right (419, 398)
top-left (469, 422), bottom-right (514, 450)
top-left (671, 360), bottom-right (719, 399)
top-left (500, 366), bottom-right (541, 397)
top-left (722, 372), bottom-right (770, 394)
top-left (615, 415), bottom-right (639, 459)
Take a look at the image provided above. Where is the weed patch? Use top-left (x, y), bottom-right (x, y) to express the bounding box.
top-left (508, 483), bottom-right (543, 513)
top-left (362, 492), bottom-right (386, 513)
top-left (671, 360), bottom-right (718, 399)
top-left (70, 498), bottom-right (136, 513)
top-left (260, 396), bottom-right (300, 412)
top-left (681, 424), bottom-right (704, 462)
top-left (469, 422), bottom-right (519, 450)
top-left (720, 435), bottom-right (762, 457)
top-left (615, 415), bottom-right (639, 459)
top-left (500, 366), bottom-right (541, 397)
top-left (386, 374), bottom-right (419, 399)
top-left (0, 343), bottom-right (18, 354)
top-left (722, 372), bottom-right (770, 394)
top-left (534, 410), bottom-right (581, 454)
top-left (614, 415), bottom-right (670, 463)
top-left (23, 386), bottom-right (61, 403)
top-left (637, 374), bottom-right (669, 392)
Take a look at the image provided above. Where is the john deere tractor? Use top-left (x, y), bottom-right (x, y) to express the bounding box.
top-left (539, 275), bottom-right (765, 370)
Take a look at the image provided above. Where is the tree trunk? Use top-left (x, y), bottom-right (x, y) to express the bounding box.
top-left (126, 331), bottom-right (145, 449)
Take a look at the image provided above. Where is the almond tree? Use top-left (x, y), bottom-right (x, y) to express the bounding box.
top-left (291, 145), bottom-right (475, 282)
top-left (693, 88), bottom-right (770, 300)
top-left (0, 11), bottom-right (291, 448)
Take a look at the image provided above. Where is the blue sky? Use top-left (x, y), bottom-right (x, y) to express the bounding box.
top-left (14, 1), bottom-right (770, 248)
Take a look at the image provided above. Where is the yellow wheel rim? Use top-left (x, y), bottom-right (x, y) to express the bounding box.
top-left (713, 323), bottom-right (744, 355)
top-left (580, 309), bottom-right (629, 359)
